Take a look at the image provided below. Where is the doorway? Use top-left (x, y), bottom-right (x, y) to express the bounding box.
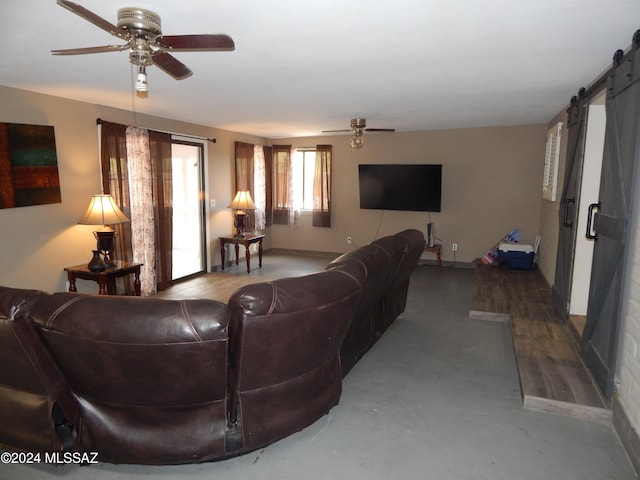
top-left (552, 89), bottom-right (606, 323)
top-left (568, 91), bottom-right (606, 336)
top-left (171, 141), bottom-right (206, 280)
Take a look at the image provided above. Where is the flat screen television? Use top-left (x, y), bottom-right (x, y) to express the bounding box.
top-left (358, 164), bottom-right (442, 212)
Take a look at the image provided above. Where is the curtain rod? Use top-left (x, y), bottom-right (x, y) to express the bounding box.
top-left (96, 118), bottom-right (216, 143)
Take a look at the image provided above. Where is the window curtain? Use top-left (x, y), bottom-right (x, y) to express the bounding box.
top-left (272, 144), bottom-right (294, 225)
top-left (253, 145), bottom-right (266, 230)
top-left (312, 144), bottom-right (332, 227)
top-left (125, 126), bottom-right (157, 296)
top-left (233, 142), bottom-right (273, 229)
top-left (100, 121), bottom-right (134, 293)
top-left (263, 145), bottom-right (273, 226)
top-left (148, 131), bottom-right (173, 290)
top-left (100, 120), bottom-right (173, 295)
top-left (234, 142), bottom-right (255, 232)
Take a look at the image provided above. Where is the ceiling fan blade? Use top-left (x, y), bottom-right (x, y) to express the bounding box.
top-left (322, 129), bottom-right (352, 133)
top-left (56, 0), bottom-right (129, 41)
top-left (365, 128), bottom-right (396, 132)
top-left (52, 44), bottom-right (129, 55)
top-left (155, 34), bottom-right (235, 51)
top-left (152, 52), bottom-right (193, 79)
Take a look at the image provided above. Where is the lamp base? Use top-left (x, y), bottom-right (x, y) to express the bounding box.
top-left (94, 230), bottom-right (117, 266)
top-left (233, 212), bottom-right (247, 237)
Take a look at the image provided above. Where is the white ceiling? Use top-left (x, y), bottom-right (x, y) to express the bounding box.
top-left (1, 0), bottom-right (639, 138)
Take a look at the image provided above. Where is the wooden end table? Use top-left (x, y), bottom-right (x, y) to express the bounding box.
top-left (219, 234), bottom-right (265, 273)
top-left (65, 261), bottom-right (143, 296)
top-left (423, 244), bottom-right (442, 269)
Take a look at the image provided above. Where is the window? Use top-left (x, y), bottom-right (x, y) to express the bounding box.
top-left (271, 144), bottom-right (331, 227)
top-left (543, 122), bottom-right (563, 201)
top-left (292, 149), bottom-right (317, 211)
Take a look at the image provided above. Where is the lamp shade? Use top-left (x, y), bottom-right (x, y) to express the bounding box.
top-left (227, 190), bottom-right (255, 211)
top-left (78, 194), bottom-right (130, 226)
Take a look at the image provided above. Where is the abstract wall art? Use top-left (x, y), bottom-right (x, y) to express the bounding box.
top-left (0, 122), bottom-right (62, 209)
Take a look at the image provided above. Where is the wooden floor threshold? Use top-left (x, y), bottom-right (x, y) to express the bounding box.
top-left (470, 263), bottom-right (611, 424)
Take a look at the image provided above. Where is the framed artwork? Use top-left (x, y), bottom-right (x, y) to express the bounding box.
top-left (0, 122), bottom-right (62, 209)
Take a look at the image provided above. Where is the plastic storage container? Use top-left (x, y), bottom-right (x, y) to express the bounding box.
top-left (497, 242), bottom-right (534, 270)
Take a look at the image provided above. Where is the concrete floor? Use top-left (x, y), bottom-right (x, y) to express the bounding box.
top-left (2, 264), bottom-right (636, 479)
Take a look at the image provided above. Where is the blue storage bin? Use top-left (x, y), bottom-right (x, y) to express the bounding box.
top-left (497, 242), bottom-right (534, 270)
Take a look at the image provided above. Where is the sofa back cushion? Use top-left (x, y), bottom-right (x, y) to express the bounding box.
top-left (227, 266), bottom-right (364, 453)
top-left (30, 293), bottom-right (230, 465)
top-left (383, 229), bottom-right (426, 319)
top-left (326, 244), bottom-right (397, 373)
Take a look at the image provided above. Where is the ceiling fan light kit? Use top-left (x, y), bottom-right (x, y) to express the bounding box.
top-left (52, 0), bottom-right (235, 93)
top-left (351, 128), bottom-right (365, 149)
top-left (135, 66), bottom-right (148, 93)
top-left (323, 118), bottom-right (395, 149)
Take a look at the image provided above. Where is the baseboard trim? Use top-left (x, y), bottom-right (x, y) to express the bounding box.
top-left (268, 248), bottom-right (341, 259)
top-left (612, 394), bottom-right (640, 477)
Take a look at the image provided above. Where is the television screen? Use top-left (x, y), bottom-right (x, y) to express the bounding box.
top-left (358, 164), bottom-right (442, 212)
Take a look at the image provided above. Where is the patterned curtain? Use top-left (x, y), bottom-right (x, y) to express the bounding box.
top-left (312, 145), bottom-right (332, 227)
top-left (100, 120), bottom-right (173, 295)
top-left (253, 145), bottom-right (266, 230)
top-left (126, 126), bottom-right (157, 296)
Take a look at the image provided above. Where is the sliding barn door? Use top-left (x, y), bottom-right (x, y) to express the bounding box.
top-left (582, 35), bottom-right (640, 398)
top-left (552, 91), bottom-right (588, 317)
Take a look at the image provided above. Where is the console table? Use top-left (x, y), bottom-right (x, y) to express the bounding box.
top-left (219, 234), bottom-right (265, 273)
top-left (65, 261), bottom-right (143, 296)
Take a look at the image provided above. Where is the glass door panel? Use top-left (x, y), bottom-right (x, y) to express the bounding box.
top-left (171, 142), bottom-right (205, 280)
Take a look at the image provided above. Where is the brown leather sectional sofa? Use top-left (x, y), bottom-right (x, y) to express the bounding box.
top-left (0, 229), bottom-right (425, 465)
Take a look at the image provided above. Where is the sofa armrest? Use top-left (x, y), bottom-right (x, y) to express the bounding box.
top-left (227, 268), bottom-right (363, 453)
top-left (0, 286), bottom-right (78, 453)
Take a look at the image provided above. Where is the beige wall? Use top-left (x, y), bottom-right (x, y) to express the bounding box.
top-left (0, 85), bottom-right (266, 294)
top-left (537, 109), bottom-right (568, 285)
top-left (0, 84), bottom-right (547, 295)
top-left (272, 124), bottom-right (547, 263)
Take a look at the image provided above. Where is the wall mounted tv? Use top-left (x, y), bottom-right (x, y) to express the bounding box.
top-left (358, 164), bottom-right (442, 212)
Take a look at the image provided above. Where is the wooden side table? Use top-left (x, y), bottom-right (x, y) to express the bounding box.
top-left (219, 234), bottom-right (265, 273)
top-left (423, 244), bottom-right (442, 269)
top-left (65, 261), bottom-right (143, 296)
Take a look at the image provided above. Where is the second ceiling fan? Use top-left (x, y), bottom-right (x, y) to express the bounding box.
top-left (323, 118), bottom-right (395, 149)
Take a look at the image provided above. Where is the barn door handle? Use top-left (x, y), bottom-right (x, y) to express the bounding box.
top-left (563, 198), bottom-right (576, 227)
top-left (586, 202), bottom-right (600, 240)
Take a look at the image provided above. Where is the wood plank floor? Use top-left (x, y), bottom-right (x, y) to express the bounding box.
top-left (470, 263), bottom-right (611, 423)
top-left (155, 251), bottom-right (334, 303)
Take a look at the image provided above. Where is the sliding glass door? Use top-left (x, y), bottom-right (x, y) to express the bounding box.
top-left (171, 141), bottom-right (205, 280)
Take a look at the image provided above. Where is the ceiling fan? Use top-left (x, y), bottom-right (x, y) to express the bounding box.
top-left (322, 118), bottom-right (395, 149)
top-left (52, 0), bottom-right (235, 92)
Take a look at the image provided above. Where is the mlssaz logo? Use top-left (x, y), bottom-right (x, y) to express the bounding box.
top-left (45, 451), bottom-right (99, 464)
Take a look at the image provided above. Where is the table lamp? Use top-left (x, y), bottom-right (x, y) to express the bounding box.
top-left (78, 194), bottom-right (130, 270)
top-left (228, 190), bottom-right (255, 237)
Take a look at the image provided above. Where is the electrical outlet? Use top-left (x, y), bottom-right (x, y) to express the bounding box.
top-left (347, 236), bottom-right (353, 244)
top-left (452, 243), bottom-right (458, 252)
